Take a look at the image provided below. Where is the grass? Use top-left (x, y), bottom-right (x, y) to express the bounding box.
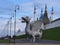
top-left (15, 35), bottom-right (27, 39)
top-left (42, 27), bottom-right (60, 41)
top-left (0, 39), bottom-right (9, 43)
top-left (0, 35), bottom-right (27, 43)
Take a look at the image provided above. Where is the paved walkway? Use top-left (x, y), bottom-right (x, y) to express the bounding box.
top-left (0, 39), bottom-right (60, 45)
top-left (0, 43), bottom-right (60, 45)
top-left (11, 39), bottom-right (60, 44)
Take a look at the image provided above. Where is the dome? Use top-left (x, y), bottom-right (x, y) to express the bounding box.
top-left (39, 14), bottom-right (44, 20)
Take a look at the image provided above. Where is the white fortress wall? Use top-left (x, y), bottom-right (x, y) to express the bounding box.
top-left (45, 19), bottom-right (60, 29)
top-left (16, 31), bottom-right (25, 36)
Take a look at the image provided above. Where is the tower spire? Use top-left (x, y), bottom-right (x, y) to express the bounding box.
top-left (45, 4), bottom-right (47, 9)
top-left (51, 7), bottom-right (54, 15)
top-left (44, 4), bottom-right (47, 14)
top-left (34, 5), bottom-right (36, 21)
top-left (43, 4), bottom-right (50, 24)
top-left (41, 8), bottom-right (43, 15)
top-left (51, 7), bottom-right (54, 21)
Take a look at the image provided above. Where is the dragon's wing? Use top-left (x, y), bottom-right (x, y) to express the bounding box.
top-left (31, 21), bottom-right (42, 31)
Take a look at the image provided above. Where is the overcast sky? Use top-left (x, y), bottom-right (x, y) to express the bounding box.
top-left (0, 0), bottom-right (60, 37)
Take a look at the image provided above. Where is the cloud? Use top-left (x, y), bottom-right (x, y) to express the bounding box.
top-left (0, 17), bottom-right (26, 37)
top-left (12, 19), bottom-right (26, 32)
top-left (0, 19), bottom-right (8, 30)
top-left (20, 2), bottom-right (33, 12)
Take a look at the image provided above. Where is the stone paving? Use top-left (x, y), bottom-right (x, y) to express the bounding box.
top-left (0, 43), bottom-right (60, 45)
top-left (11, 39), bottom-right (60, 44)
top-left (0, 39), bottom-right (60, 45)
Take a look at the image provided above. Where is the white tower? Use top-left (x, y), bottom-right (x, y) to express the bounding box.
top-left (34, 5), bottom-right (36, 21)
top-left (51, 7), bottom-right (54, 22)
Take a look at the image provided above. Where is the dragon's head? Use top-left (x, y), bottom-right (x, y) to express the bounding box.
top-left (21, 16), bottom-right (31, 24)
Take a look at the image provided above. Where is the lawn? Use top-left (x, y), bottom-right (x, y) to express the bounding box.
top-left (0, 39), bottom-right (9, 43)
top-left (15, 35), bottom-right (27, 39)
top-left (42, 27), bottom-right (60, 41)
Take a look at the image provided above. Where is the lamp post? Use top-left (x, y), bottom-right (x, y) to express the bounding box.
top-left (14, 5), bottom-right (19, 43)
top-left (9, 15), bottom-right (12, 43)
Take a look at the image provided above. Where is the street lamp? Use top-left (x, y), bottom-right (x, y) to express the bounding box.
top-left (14, 5), bottom-right (19, 43)
top-left (9, 15), bottom-right (12, 43)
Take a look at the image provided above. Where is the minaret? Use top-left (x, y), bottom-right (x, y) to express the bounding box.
top-left (41, 8), bottom-right (43, 16)
top-left (51, 7), bottom-right (54, 21)
top-left (43, 4), bottom-right (50, 24)
top-left (44, 4), bottom-right (47, 16)
top-left (34, 5), bottom-right (36, 21)
top-left (39, 8), bottom-right (43, 20)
